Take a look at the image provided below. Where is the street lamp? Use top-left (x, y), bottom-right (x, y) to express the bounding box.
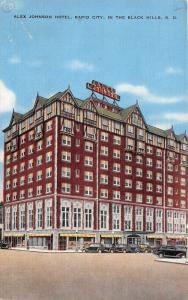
top-left (76, 229), bottom-right (78, 252)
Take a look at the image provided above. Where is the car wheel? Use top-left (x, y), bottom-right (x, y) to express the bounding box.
top-left (82, 249), bottom-right (86, 253)
top-left (145, 250), bottom-right (149, 253)
top-left (110, 249), bottom-right (113, 253)
top-left (123, 249), bottom-right (126, 253)
top-left (98, 249), bottom-right (102, 253)
top-left (180, 254), bottom-right (186, 259)
top-left (159, 253), bottom-right (164, 258)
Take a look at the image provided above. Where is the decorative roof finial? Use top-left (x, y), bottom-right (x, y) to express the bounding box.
top-left (68, 85), bottom-right (71, 90)
top-left (136, 99), bottom-right (138, 105)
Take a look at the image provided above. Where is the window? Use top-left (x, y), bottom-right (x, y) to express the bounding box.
top-left (19, 206), bottom-right (25, 230)
top-left (28, 159), bottom-right (33, 169)
top-left (113, 135), bottom-right (121, 145)
top-left (136, 155), bottom-right (143, 164)
top-left (113, 149), bottom-right (120, 158)
top-left (125, 166), bottom-right (132, 175)
top-left (156, 160), bottom-right (162, 169)
top-left (146, 158), bottom-right (153, 167)
top-left (36, 186), bottom-right (42, 196)
top-left (61, 167), bottom-right (71, 178)
top-left (73, 206), bottom-right (82, 228)
top-left (125, 179), bottom-right (132, 188)
top-left (84, 186), bottom-right (93, 196)
top-left (146, 195), bottom-right (153, 204)
top-left (136, 194), bottom-right (143, 203)
top-left (124, 206), bottom-right (132, 231)
top-left (36, 170), bottom-right (42, 181)
top-left (46, 167), bottom-right (52, 178)
top-left (125, 192), bottom-right (132, 201)
top-left (113, 163), bottom-right (120, 172)
top-left (100, 174), bottom-right (108, 184)
top-left (156, 173), bottom-right (162, 181)
top-left (100, 205), bottom-right (108, 229)
top-left (112, 204), bottom-right (121, 230)
top-left (113, 190), bottom-right (120, 200)
top-left (113, 177), bottom-right (120, 186)
top-left (101, 132), bottom-right (108, 142)
top-left (45, 183), bottom-right (52, 194)
top-left (28, 188), bottom-right (33, 198)
top-left (46, 120), bottom-right (52, 131)
top-left (46, 151), bottom-right (52, 162)
top-left (46, 205), bottom-right (52, 228)
top-left (100, 146), bottom-right (108, 156)
top-left (146, 183), bottom-right (153, 192)
top-left (125, 153), bottom-right (132, 161)
top-left (146, 146), bottom-right (153, 154)
top-left (84, 171), bottom-right (93, 181)
top-left (36, 205), bottom-right (42, 228)
top-left (20, 149), bottom-right (26, 158)
top-left (84, 206), bottom-right (92, 229)
top-left (100, 160), bottom-right (108, 170)
top-left (156, 149), bottom-right (162, 157)
top-left (62, 135), bottom-right (71, 146)
top-left (36, 156), bottom-right (42, 166)
top-left (62, 183), bottom-right (71, 193)
top-left (37, 141), bottom-right (43, 151)
top-left (156, 197), bottom-right (162, 205)
top-left (12, 208), bottom-right (17, 230)
top-left (61, 205), bottom-right (70, 227)
top-left (85, 141), bottom-right (93, 152)
top-left (136, 168), bottom-right (143, 177)
top-left (84, 156), bottom-right (93, 167)
top-left (46, 136), bottom-right (52, 147)
top-left (100, 189), bottom-right (108, 198)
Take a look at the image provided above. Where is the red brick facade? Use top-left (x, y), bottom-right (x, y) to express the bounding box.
top-left (2, 88), bottom-right (188, 249)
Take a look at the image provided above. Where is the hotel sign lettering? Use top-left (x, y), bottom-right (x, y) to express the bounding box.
top-left (86, 80), bottom-right (120, 101)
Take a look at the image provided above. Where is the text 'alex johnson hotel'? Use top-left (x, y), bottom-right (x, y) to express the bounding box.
top-left (2, 81), bottom-right (188, 250)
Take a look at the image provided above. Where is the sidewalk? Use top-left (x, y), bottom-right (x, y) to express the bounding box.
top-left (155, 257), bottom-right (188, 265)
top-left (10, 247), bottom-right (83, 253)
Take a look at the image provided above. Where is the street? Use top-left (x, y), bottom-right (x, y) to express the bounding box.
top-left (0, 250), bottom-right (188, 300)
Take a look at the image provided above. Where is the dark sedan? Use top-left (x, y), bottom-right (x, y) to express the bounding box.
top-left (126, 244), bottom-right (141, 253)
top-left (156, 245), bottom-right (186, 258)
top-left (0, 241), bottom-right (10, 249)
top-left (84, 244), bottom-right (104, 253)
top-left (113, 244), bottom-right (128, 253)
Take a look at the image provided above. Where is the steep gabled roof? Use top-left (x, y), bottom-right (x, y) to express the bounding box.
top-left (147, 124), bottom-right (167, 138)
top-left (3, 110), bottom-right (23, 132)
top-left (96, 106), bottom-right (123, 121)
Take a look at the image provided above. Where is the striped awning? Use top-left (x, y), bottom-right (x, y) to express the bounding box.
top-left (147, 236), bottom-right (163, 239)
top-left (60, 233), bottom-right (95, 238)
top-left (100, 234), bottom-right (123, 238)
top-left (29, 234), bottom-right (52, 237)
top-left (4, 233), bottom-right (25, 237)
top-left (166, 235), bottom-right (186, 240)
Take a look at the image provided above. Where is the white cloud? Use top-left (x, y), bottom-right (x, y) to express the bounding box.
top-left (68, 59), bottom-right (94, 71)
top-left (0, 150), bottom-right (4, 163)
top-left (165, 66), bottom-right (182, 75)
top-left (0, 80), bottom-right (16, 113)
top-left (153, 123), bottom-right (172, 130)
top-left (8, 55), bottom-right (21, 64)
top-left (163, 112), bottom-right (188, 123)
top-left (115, 83), bottom-right (187, 104)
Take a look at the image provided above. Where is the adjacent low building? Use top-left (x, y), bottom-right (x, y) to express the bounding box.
top-left (2, 84), bottom-right (188, 250)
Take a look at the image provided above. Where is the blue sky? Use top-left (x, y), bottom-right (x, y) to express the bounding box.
top-left (0, 0), bottom-right (187, 191)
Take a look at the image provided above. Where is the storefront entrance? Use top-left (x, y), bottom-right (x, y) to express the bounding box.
top-left (127, 234), bottom-right (141, 245)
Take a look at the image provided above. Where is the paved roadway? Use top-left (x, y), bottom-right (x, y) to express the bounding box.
top-left (0, 250), bottom-right (188, 300)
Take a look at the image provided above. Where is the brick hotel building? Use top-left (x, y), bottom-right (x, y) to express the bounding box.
top-left (2, 84), bottom-right (188, 250)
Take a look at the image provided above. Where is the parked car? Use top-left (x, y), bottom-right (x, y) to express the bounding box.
top-left (155, 245), bottom-right (186, 258)
top-left (0, 241), bottom-right (10, 249)
top-left (102, 244), bottom-right (114, 253)
top-left (113, 244), bottom-right (128, 253)
top-left (139, 244), bottom-right (152, 253)
top-left (84, 244), bottom-right (104, 253)
top-left (126, 244), bottom-right (141, 253)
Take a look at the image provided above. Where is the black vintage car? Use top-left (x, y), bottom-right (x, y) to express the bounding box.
top-left (84, 244), bottom-right (104, 253)
top-left (84, 243), bottom-right (114, 253)
top-left (126, 244), bottom-right (141, 253)
top-left (156, 245), bottom-right (186, 258)
top-left (0, 241), bottom-right (10, 249)
top-left (113, 244), bottom-right (128, 253)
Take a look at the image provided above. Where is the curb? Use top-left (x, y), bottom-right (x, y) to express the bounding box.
top-left (155, 258), bottom-right (188, 265)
